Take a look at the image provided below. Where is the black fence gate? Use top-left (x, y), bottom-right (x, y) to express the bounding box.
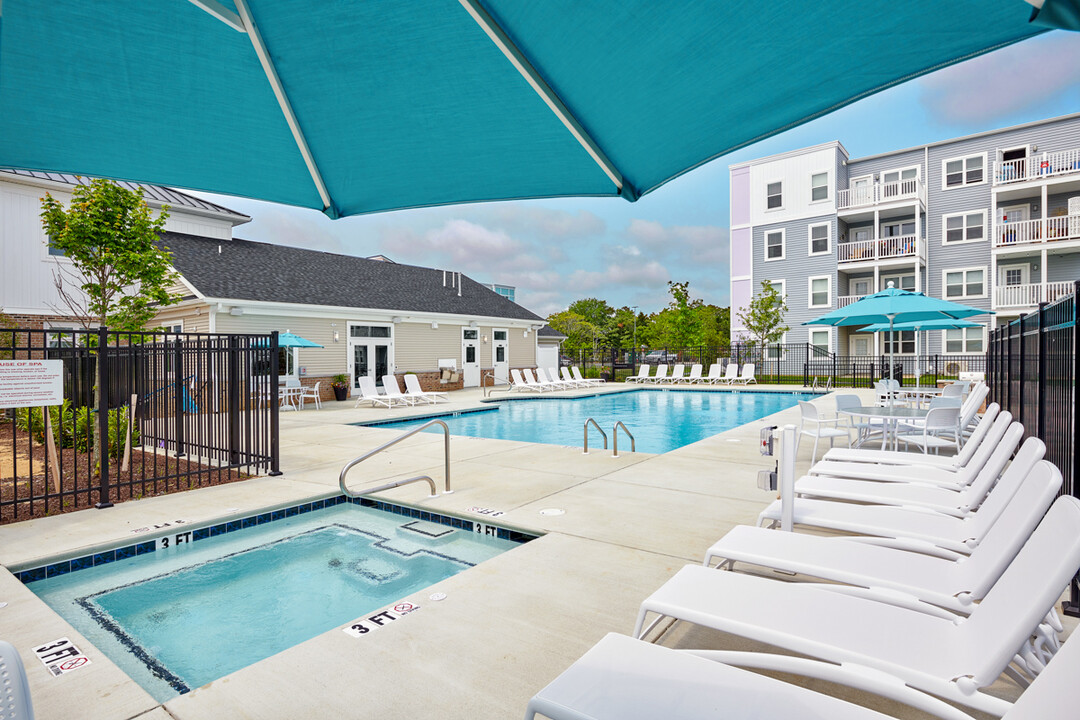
top-left (987, 281), bottom-right (1080, 615)
top-left (1, 327), bottom-right (279, 523)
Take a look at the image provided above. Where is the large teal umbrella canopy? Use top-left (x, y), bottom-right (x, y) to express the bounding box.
top-left (0, 0), bottom-right (1071, 219)
top-left (805, 287), bottom-right (991, 329)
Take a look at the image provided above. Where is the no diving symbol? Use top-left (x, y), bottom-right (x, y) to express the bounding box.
top-left (60, 657), bottom-right (88, 671)
top-left (393, 602), bottom-right (415, 613)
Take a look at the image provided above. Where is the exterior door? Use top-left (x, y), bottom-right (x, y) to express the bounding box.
top-left (881, 167), bottom-right (916, 198)
top-left (351, 343), bottom-right (370, 393)
top-left (849, 335), bottom-right (871, 356)
top-left (492, 329), bottom-right (509, 384)
top-left (462, 328), bottom-right (480, 387)
top-left (998, 264), bottom-right (1030, 287)
top-left (347, 324), bottom-right (393, 394)
top-left (850, 176), bottom-right (871, 205)
top-left (997, 205), bottom-right (1028, 224)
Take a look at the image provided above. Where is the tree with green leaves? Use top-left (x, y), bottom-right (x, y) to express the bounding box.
top-left (567, 298), bottom-right (614, 338)
top-left (735, 280), bottom-right (789, 349)
top-left (546, 310), bottom-right (603, 351)
top-left (41, 178), bottom-right (181, 330)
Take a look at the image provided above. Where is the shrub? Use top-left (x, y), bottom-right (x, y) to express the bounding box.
top-left (73, 406), bottom-right (140, 459)
top-left (14, 400), bottom-right (75, 449)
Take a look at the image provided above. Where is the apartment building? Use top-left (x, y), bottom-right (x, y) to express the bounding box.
top-left (730, 113), bottom-right (1080, 364)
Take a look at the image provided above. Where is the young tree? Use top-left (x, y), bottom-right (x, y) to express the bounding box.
top-left (735, 280), bottom-right (789, 349)
top-left (41, 178), bottom-right (181, 330)
top-left (40, 178), bottom-right (182, 473)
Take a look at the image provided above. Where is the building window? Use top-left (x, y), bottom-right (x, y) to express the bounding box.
top-left (943, 154), bottom-right (985, 188)
top-left (766, 181), bottom-right (783, 210)
top-left (811, 172), bottom-right (828, 202)
top-left (808, 276), bottom-right (831, 308)
top-left (768, 280), bottom-right (785, 299)
top-left (943, 211), bottom-right (985, 244)
top-left (883, 331), bottom-right (915, 355)
top-left (47, 234), bottom-right (67, 257)
top-left (493, 330), bottom-right (507, 341)
top-left (945, 327), bottom-right (985, 354)
top-left (880, 274), bottom-right (915, 292)
top-left (944, 268), bottom-right (985, 298)
top-left (463, 329), bottom-right (479, 340)
top-left (808, 223), bottom-right (830, 255)
top-left (765, 229), bottom-right (784, 261)
top-left (810, 330), bottom-right (830, 356)
top-left (350, 325), bottom-right (392, 338)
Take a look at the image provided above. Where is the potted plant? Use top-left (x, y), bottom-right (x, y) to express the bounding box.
top-left (331, 373), bottom-right (350, 401)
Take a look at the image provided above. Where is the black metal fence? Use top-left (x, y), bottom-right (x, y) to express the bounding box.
top-left (987, 281), bottom-right (1079, 615)
top-left (1, 327), bottom-right (279, 523)
top-left (565, 344), bottom-right (986, 387)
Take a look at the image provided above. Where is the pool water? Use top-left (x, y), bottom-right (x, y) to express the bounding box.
top-left (370, 389), bottom-right (816, 454)
top-left (27, 503), bottom-right (518, 701)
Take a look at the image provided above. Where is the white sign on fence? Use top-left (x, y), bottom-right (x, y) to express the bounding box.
top-left (0, 359), bottom-right (64, 409)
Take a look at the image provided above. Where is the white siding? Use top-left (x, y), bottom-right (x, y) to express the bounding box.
top-left (749, 147), bottom-right (839, 226)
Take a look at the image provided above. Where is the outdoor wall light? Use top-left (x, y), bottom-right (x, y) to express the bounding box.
top-left (333, 331), bottom-right (339, 343)
top-left (482, 335), bottom-right (488, 343)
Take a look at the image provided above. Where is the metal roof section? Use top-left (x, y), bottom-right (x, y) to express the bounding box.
top-left (0, 168), bottom-right (251, 224)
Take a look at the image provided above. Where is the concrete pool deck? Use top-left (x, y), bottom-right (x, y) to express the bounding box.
top-left (0, 384), bottom-right (1070, 719)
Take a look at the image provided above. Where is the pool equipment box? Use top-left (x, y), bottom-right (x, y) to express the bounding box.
top-left (0, 359), bottom-right (63, 409)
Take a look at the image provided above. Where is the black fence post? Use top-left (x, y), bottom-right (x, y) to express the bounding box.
top-left (173, 334), bottom-right (185, 458)
top-left (268, 331), bottom-right (282, 476)
top-left (1017, 313), bottom-right (1026, 430)
top-left (1069, 283), bottom-right (1080, 617)
top-left (1036, 303), bottom-right (1046, 441)
top-left (95, 326), bottom-right (113, 509)
top-left (228, 335), bottom-right (241, 466)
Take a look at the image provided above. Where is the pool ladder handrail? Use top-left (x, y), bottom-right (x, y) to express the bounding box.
top-left (613, 421), bottom-right (635, 457)
top-left (339, 419), bottom-right (453, 498)
top-left (583, 417), bottom-right (608, 454)
top-left (484, 370), bottom-right (514, 398)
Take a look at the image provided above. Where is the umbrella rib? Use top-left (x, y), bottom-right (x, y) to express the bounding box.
top-left (187, 0), bottom-right (245, 32)
top-left (457, 0), bottom-right (629, 197)
top-left (233, 0), bottom-right (336, 216)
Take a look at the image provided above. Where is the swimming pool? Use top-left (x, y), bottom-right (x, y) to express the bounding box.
top-left (23, 499), bottom-right (525, 701)
top-left (364, 389), bottom-right (817, 454)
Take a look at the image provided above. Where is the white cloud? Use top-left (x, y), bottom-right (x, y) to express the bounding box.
top-left (379, 219), bottom-right (547, 273)
top-left (625, 219), bottom-right (730, 266)
top-left (918, 33), bottom-right (1080, 124)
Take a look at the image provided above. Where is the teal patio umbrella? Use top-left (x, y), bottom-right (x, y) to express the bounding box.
top-left (856, 318), bottom-right (984, 333)
top-left (0, 1), bottom-right (1073, 219)
top-left (254, 332), bottom-right (323, 348)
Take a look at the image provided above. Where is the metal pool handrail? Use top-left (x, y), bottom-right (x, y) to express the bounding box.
top-left (339, 419), bottom-right (452, 497)
top-left (613, 421), bottom-right (635, 456)
top-left (484, 371), bottom-right (514, 398)
top-left (584, 417), bottom-right (608, 454)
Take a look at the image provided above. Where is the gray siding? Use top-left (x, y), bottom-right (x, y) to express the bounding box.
top-left (846, 148), bottom-right (925, 186)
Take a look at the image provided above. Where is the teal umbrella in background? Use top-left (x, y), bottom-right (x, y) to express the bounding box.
top-left (254, 332), bottom-right (323, 348)
top-left (855, 319), bottom-right (985, 333)
top-left (0, 0), bottom-right (1069, 219)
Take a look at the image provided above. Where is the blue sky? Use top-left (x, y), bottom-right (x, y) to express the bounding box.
top-left (194, 31), bottom-right (1080, 318)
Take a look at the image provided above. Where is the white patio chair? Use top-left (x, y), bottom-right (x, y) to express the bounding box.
top-left (663, 363), bottom-right (685, 383)
top-left (757, 437), bottom-right (1045, 555)
top-left (355, 375), bottom-right (396, 408)
top-left (573, 366), bottom-right (604, 385)
top-left (793, 427), bottom-right (1028, 518)
top-left (645, 364), bottom-right (668, 384)
top-left (634, 491), bottom-right (1080, 717)
top-left (0, 641), bottom-right (34, 720)
top-left (834, 393), bottom-right (877, 446)
top-left (299, 381), bottom-right (321, 409)
top-left (796, 401), bottom-right (850, 464)
top-left (899, 405), bottom-right (962, 455)
top-left (685, 363), bottom-right (704, 383)
top-left (735, 363), bottom-right (756, 384)
top-left (404, 373), bottom-right (447, 404)
top-left (702, 363), bottom-right (723, 384)
top-left (718, 363), bottom-right (739, 384)
top-left (510, 368), bottom-right (542, 392)
top-left (625, 365), bottom-right (650, 383)
top-left (706, 462), bottom-right (1062, 615)
top-left (380, 375), bottom-right (416, 406)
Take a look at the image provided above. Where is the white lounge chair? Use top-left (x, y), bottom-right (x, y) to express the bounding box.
top-left (642, 363), bottom-right (666, 384)
top-left (635, 492), bottom-right (1080, 717)
top-left (355, 376), bottom-right (399, 408)
top-left (381, 375), bottom-right (416, 406)
top-left (684, 363), bottom-right (704, 383)
top-left (718, 363), bottom-right (739, 384)
top-left (757, 437), bottom-right (1045, 554)
top-left (0, 641), bottom-right (34, 720)
top-left (540, 367), bottom-right (572, 389)
top-left (403, 373), bottom-right (447, 404)
top-left (702, 363), bottom-right (724, 384)
top-left (299, 381), bottom-right (321, 409)
top-left (706, 461), bottom-right (1063, 615)
top-left (510, 368), bottom-right (542, 392)
top-left (625, 365), bottom-right (650, 383)
top-left (664, 363), bottom-right (685, 383)
top-left (793, 424), bottom-right (1027, 517)
top-left (796, 400), bottom-right (850, 464)
top-left (523, 368), bottom-right (557, 392)
top-left (558, 366), bottom-right (587, 388)
top-left (735, 363), bottom-right (756, 384)
top-left (573, 366), bottom-right (603, 385)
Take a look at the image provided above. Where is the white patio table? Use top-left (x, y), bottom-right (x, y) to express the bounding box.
top-left (841, 405), bottom-right (928, 451)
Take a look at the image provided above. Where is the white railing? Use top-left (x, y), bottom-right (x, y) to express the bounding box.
top-left (837, 178), bottom-right (924, 210)
top-left (994, 148), bottom-right (1080, 185)
top-left (837, 235), bottom-right (921, 263)
top-left (994, 214), bottom-right (1080, 247)
top-left (994, 281), bottom-right (1076, 308)
top-left (837, 295), bottom-right (866, 308)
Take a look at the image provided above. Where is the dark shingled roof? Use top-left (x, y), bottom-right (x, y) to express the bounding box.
top-left (537, 324), bottom-right (566, 338)
top-left (162, 232), bottom-right (544, 322)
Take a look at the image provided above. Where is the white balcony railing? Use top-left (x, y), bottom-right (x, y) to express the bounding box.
top-left (837, 295), bottom-right (866, 308)
top-left (838, 235), bottom-right (922, 263)
top-left (994, 214), bottom-right (1080, 248)
top-left (994, 149), bottom-right (1080, 185)
top-left (837, 178), bottom-right (924, 210)
top-left (994, 281), bottom-right (1075, 308)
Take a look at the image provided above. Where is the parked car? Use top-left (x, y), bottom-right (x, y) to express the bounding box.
top-left (644, 350), bottom-right (677, 363)
top-left (559, 354), bottom-right (572, 367)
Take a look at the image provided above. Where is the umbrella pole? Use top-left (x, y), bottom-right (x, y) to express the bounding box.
top-left (888, 316), bottom-right (896, 409)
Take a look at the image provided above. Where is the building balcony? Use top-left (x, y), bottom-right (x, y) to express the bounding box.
top-left (837, 294), bottom-right (866, 308)
top-left (837, 235), bottom-right (924, 265)
top-left (993, 149), bottom-right (1080, 186)
top-left (836, 178), bottom-right (925, 212)
top-left (994, 281), bottom-right (1075, 309)
top-left (993, 214), bottom-right (1080, 248)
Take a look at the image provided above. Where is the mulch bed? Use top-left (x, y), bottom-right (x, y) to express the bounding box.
top-left (0, 423), bottom-right (252, 525)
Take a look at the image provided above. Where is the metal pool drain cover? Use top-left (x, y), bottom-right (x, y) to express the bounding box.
top-left (539, 508), bottom-right (565, 516)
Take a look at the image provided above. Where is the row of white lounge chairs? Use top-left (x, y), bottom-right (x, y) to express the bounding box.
top-left (353, 374), bottom-right (449, 408)
top-left (626, 362), bottom-right (756, 385)
top-left (508, 367), bottom-right (605, 393)
top-left (527, 400), bottom-right (1079, 719)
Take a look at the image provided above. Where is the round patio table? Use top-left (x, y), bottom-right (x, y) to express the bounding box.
top-left (896, 386), bottom-right (944, 408)
top-left (841, 405), bottom-right (928, 450)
